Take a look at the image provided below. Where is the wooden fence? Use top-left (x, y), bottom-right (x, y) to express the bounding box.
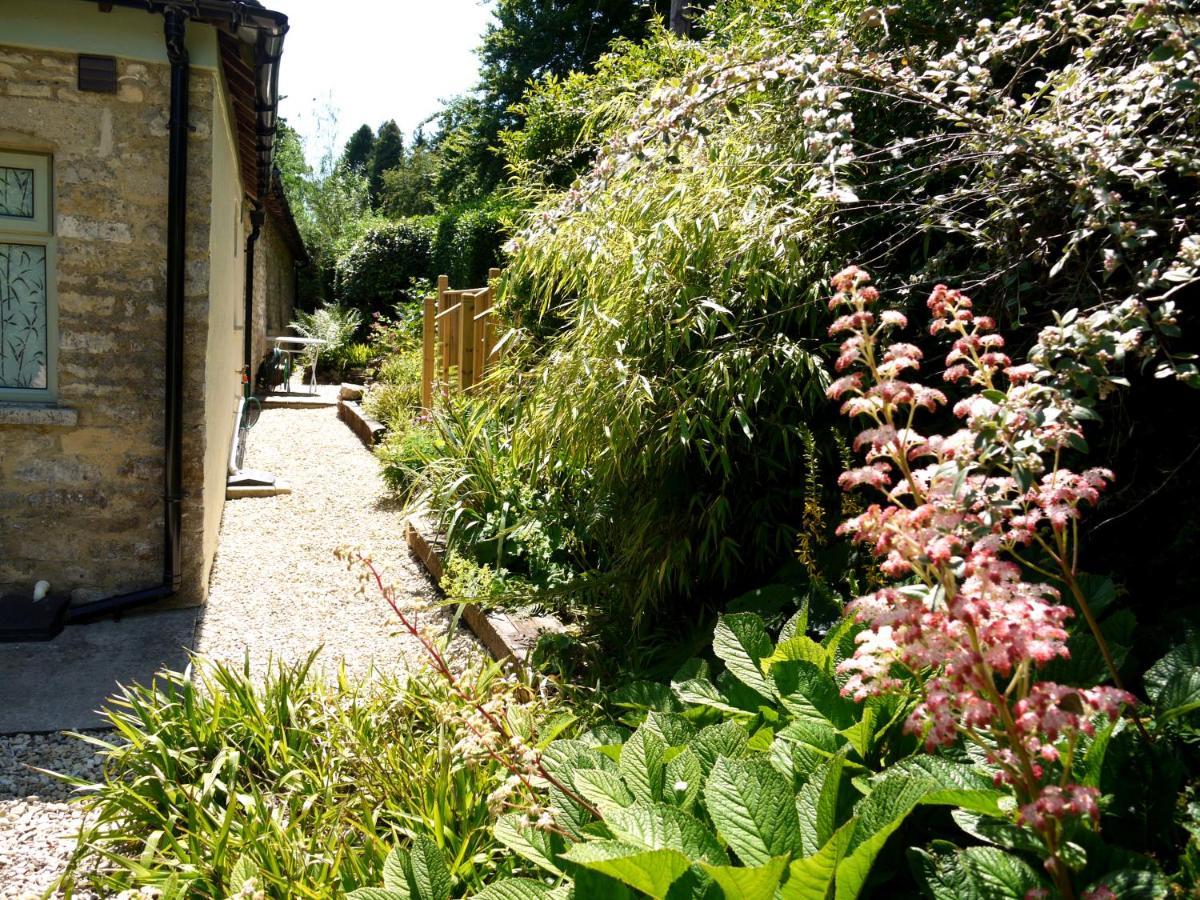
top-left (421, 268), bottom-right (503, 412)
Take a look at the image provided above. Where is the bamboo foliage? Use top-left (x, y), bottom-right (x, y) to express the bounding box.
top-left (422, 268), bottom-right (503, 411)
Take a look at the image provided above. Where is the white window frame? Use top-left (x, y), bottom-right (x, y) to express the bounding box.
top-left (0, 150), bottom-right (57, 403)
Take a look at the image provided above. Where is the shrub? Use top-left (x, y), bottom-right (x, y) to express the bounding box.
top-left (364, 348), bottom-right (424, 431)
top-left (377, 421), bottom-right (441, 495)
top-left (431, 200), bottom-right (512, 288)
top-left (59, 654), bottom-right (531, 898)
top-left (335, 219), bottom-right (436, 319)
top-left (291, 303), bottom-right (363, 372)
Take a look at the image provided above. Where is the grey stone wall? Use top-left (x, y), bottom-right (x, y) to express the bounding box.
top-left (251, 213), bottom-right (297, 373)
top-left (0, 46), bottom-right (220, 607)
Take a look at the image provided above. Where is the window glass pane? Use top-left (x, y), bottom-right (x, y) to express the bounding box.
top-left (0, 242), bottom-right (49, 390)
top-left (0, 166), bottom-right (35, 219)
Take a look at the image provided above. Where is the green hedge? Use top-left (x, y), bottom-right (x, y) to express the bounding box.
top-left (432, 200), bottom-right (512, 289)
top-left (333, 200), bottom-right (516, 325)
top-left (333, 220), bottom-right (435, 319)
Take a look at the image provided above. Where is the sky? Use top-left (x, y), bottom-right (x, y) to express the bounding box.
top-left (270, 0), bottom-right (497, 167)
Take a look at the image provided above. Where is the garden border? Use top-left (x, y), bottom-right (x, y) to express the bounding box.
top-left (404, 508), bottom-right (567, 663)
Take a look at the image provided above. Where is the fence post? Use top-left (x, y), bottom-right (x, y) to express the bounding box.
top-left (421, 293), bottom-right (435, 413)
top-left (459, 293), bottom-right (476, 391)
top-left (437, 276), bottom-right (450, 393)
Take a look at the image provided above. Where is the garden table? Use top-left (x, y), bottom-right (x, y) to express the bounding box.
top-left (267, 335), bottom-right (328, 395)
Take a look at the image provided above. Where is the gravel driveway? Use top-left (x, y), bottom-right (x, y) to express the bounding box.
top-left (0, 404), bottom-right (478, 898)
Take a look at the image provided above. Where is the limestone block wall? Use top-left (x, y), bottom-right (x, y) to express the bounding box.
top-left (251, 214), bottom-right (298, 371)
top-left (0, 41), bottom-right (225, 607)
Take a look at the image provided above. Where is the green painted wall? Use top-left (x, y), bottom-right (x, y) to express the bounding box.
top-left (2, 0), bottom-right (220, 69)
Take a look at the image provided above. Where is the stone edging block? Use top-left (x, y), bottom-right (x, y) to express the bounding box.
top-left (337, 399), bottom-right (386, 448)
top-left (404, 512), bottom-right (567, 664)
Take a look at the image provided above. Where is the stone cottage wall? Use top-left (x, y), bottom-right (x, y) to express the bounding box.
top-left (251, 214), bottom-right (297, 372)
top-left (0, 44), bottom-right (222, 607)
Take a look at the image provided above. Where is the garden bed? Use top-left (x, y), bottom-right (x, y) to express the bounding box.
top-left (403, 506), bottom-right (567, 664)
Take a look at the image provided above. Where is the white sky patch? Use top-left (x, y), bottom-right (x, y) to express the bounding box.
top-left (271, 0), bottom-right (496, 165)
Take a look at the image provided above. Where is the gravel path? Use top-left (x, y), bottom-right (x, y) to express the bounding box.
top-left (0, 403), bottom-right (478, 898)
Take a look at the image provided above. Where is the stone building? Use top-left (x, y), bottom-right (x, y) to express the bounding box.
top-left (0, 0), bottom-right (302, 639)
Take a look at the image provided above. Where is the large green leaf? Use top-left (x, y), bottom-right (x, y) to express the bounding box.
top-left (574, 767), bottom-right (637, 815)
top-left (775, 721), bottom-right (845, 757)
top-left (542, 740), bottom-right (619, 835)
top-left (795, 753), bottom-right (845, 855)
top-left (471, 879), bottom-right (557, 900)
top-left (408, 834), bottom-right (452, 900)
top-left (689, 722), bottom-right (749, 775)
top-left (1085, 869), bottom-right (1169, 898)
top-left (704, 756), bottom-right (802, 866)
top-left (673, 677), bottom-right (754, 718)
top-left (698, 855), bottom-right (789, 900)
top-left (666, 747), bottom-right (703, 811)
top-left (769, 733), bottom-right (829, 788)
top-left (494, 813), bottom-right (566, 877)
top-left (1145, 636), bottom-right (1200, 721)
top-left (766, 635), bottom-right (828, 673)
top-left (712, 613), bottom-right (777, 701)
top-left (772, 661), bottom-right (858, 732)
top-left (909, 843), bottom-right (1046, 899)
top-left (620, 724), bottom-right (667, 804)
top-left (604, 802), bottom-right (728, 865)
top-left (383, 846), bottom-right (410, 892)
top-left (778, 821), bottom-right (854, 900)
top-left (642, 711), bottom-right (698, 748)
top-left (835, 761), bottom-right (1004, 900)
top-left (561, 841), bottom-right (691, 898)
top-left (346, 890), bottom-right (407, 900)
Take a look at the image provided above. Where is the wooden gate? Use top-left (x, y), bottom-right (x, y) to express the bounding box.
top-left (421, 268), bottom-right (503, 412)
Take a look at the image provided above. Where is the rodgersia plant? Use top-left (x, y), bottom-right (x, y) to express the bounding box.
top-left (827, 267), bottom-right (1137, 897)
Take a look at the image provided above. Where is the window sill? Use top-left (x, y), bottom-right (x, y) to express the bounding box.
top-left (0, 403), bottom-right (78, 427)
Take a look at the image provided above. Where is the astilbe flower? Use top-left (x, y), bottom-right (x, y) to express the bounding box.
top-left (825, 267), bottom-right (1134, 896)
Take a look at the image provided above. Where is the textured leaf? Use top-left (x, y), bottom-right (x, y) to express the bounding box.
top-left (775, 721), bottom-right (845, 757)
top-left (1145, 636), bottom-right (1200, 720)
top-left (960, 846), bottom-right (1044, 897)
top-left (1085, 869), bottom-right (1168, 899)
top-left (561, 841), bottom-right (691, 898)
top-left (778, 604), bottom-right (810, 644)
top-left (494, 813), bottom-right (566, 876)
top-left (673, 677), bottom-right (752, 717)
top-left (795, 753), bottom-right (844, 855)
top-left (766, 636), bottom-right (828, 673)
top-left (950, 811), bottom-right (1043, 857)
top-left (471, 879), bottom-right (555, 900)
top-left (604, 802), bottom-right (728, 865)
top-left (769, 734), bottom-right (827, 788)
top-left (574, 768), bottom-right (637, 815)
top-left (704, 756), bottom-right (802, 866)
top-left (836, 765), bottom-right (1002, 900)
top-left (778, 820), bottom-right (854, 900)
top-left (612, 681), bottom-right (682, 714)
top-left (712, 614), bottom-right (776, 700)
top-left (665, 747), bottom-right (703, 811)
top-left (909, 843), bottom-right (1046, 899)
top-left (689, 722), bottom-right (749, 775)
top-left (408, 834), bottom-right (452, 900)
top-left (542, 740), bottom-right (618, 834)
top-left (642, 711), bottom-right (697, 748)
top-left (382, 846), bottom-right (410, 892)
top-left (772, 661), bottom-right (858, 732)
top-left (620, 725), bottom-right (666, 804)
top-left (229, 854), bottom-right (257, 892)
top-left (698, 855), bottom-right (789, 900)
top-left (346, 890), bottom-right (409, 900)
